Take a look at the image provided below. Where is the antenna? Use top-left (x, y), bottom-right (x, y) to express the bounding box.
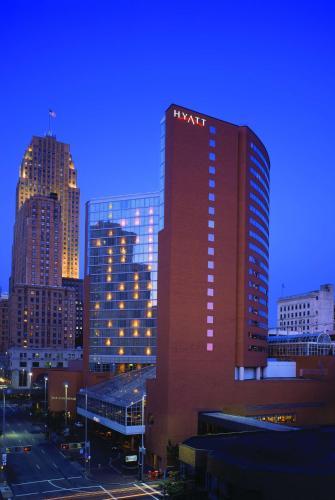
top-left (47, 109), bottom-right (57, 136)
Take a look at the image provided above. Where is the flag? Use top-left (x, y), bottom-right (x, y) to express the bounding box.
top-left (49, 110), bottom-right (56, 118)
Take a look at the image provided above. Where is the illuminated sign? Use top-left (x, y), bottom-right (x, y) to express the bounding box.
top-left (173, 109), bottom-right (206, 127)
top-left (125, 454), bottom-right (138, 462)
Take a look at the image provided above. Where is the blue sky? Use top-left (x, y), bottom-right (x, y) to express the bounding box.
top-left (1, 0), bottom-right (334, 325)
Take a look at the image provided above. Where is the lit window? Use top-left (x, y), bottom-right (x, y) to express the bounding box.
top-left (120, 219), bottom-right (126, 227)
top-left (207, 316), bottom-right (214, 324)
top-left (108, 230), bottom-right (113, 236)
top-left (134, 273), bottom-right (139, 281)
top-left (146, 347), bottom-right (152, 355)
top-left (209, 193), bottom-right (215, 202)
top-left (120, 247), bottom-right (126, 254)
top-left (94, 303), bottom-right (100, 310)
top-left (135, 218), bottom-right (140, 225)
top-left (119, 302), bottom-right (124, 309)
top-left (207, 329), bottom-right (213, 337)
top-left (208, 220), bottom-right (215, 228)
top-left (146, 329), bottom-right (151, 337)
top-left (119, 348), bottom-right (124, 355)
top-left (210, 126), bottom-right (216, 134)
top-left (106, 293), bottom-right (112, 301)
top-left (134, 283), bottom-right (139, 290)
top-left (208, 247), bottom-right (214, 255)
top-left (208, 234), bottom-right (215, 242)
top-left (105, 338), bottom-right (111, 346)
top-left (108, 249), bottom-right (113, 255)
top-left (209, 139), bottom-right (216, 147)
top-left (119, 283), bottom-right (125, 291)
top-left (207, 343), bottom-right (213, 351)
top-left (121, 238), bottom-right (126, 244)
top-left (135, 209), bottom-right (140, 217)
top-left (209, 166), bottom-right (215, 175)
top-left (107, 275), bottom-right (112, 282)
top-left (209, 179), bottom-right (215, 188)
top-left (107, 321), bottom-right (113, 327)
top-left (208, 274), bottom-right (214, 282)
top-left (208, 261), bottom-right (214, 269)
top-left (120, 256), bottom-right (126, 263)
top-left (119, 329), bottom-right (124, 337)
top-left (132, 320), bottom-right (139, 327)
top-left (133, 293), bottom-right (139, 299)
top-left (147, 282), bottom-right (152, 290)
top-left (207, 288), bottom-right (214, 296)
top-left (207, 302), bottom-right (214, 310)
top-left (148, 235), bottom-right (153, 243)
top-left (133, 330), bottom-right (139, 336)
top-left (208, 206), bottom-right (215, 215)
top-left (107, 266), bottom-right (112, 273)
top-left (147, 301), bottom-right (153, 308)
top-left (135, 236), bottom-right (140, 244)
top-left (209, 152), bottom-right (215, 161)
top-left (96, 239), bottom-right (101, 247)
top-left (147, 311), bottom-right (152, 318)
top-left (149, 208), bottom-right (154, 215)
top-left (108, 257), bottom-right (112, 264)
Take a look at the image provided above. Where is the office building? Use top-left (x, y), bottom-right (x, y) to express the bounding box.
top-left (0, 293), bottom-right (9, 353)
top-left (277, 284), bottom-right (334, 333)
top-left (16, 135), bottom-right (80, 279)
top-left (85, 193), bottom-right (159, 375)
top-left (62, 278), bottom-right (84, 347)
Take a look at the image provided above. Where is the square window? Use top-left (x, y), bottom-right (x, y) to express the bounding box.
top-left (208, 234), bottom-right (215, 242)
top-left (209, 139), bottom-right (216, 147)
top-left (210, 126), bottom-right (216, 134)
top-left (207, 343), bottom-right (213, 351)
top-left (207, 288), bottom-right (214, 296)
top-left (209, 193), bottom-right (215, 201)
top-left (208, 206), bottom-right (215, 215)
top-left (208, 261), bottom-right (214, 269)
top-left (207, 274), bottom-right (214, 282)
top-left (209, 152), bottom-right (216, 161)
top-left (207, 302), bottom-right (214, 310)
top-left (209, 179), bottom-right (215, 188)
top-left (208, 247), bottom-right (214, 255)
top-left (208, 220), bottom-right (215, 229)
top-left (207, 315), bottom-right (214, 324)
top-left (207, 329), bottom-right (214, 337)
top-left (209, 166), bottom-right (216, 175)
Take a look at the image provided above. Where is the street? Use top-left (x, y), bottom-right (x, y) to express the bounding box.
top-left (0, 403), bottom-right (162, 499)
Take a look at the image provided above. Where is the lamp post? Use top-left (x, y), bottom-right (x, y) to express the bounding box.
top-left (64, 383), bottom-right (68, 428)
top-left (2, 389), bottom-right (5, 444)
top-left (84, 388), bottom-right (90, 476)
top-left (44, 376), bottom-right (48, 414)
top-left (139, 393), bottom-right (146, 481)
top-left (28, 372), bottom-right (33, 389)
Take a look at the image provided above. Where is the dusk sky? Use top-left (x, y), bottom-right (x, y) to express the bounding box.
top-left (1, 1), bottom-right (334, 326)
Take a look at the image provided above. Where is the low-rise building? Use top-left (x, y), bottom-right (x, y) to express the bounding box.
top-left (277, 284), bottom-right (334, 333)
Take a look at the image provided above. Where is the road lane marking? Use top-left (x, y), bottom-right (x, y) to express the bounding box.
top-left (100, 485), bottom-right (116, 499)
top-left (36, 464), bottom-right (40, 470)
top-left (53, 462), bottom-right (59, 468)
top-left (41, 448), bottom-right (45, 454)
top-left (12, 477), bottom-right (63, 486)
top-left (136, 482), bottom-right (161, 499)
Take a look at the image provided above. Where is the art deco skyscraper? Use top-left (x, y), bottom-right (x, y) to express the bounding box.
top-left (16, 135), bottom-right (80, 278)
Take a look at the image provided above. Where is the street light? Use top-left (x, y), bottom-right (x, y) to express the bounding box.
top-left (64, 383), bottom-right (68, 428)
top-left (44, 376), bottom-right (48, 414)
top-left (139, 393), bottom-right (146, 481)
top-left (28, 372), bottom-right (33, 389)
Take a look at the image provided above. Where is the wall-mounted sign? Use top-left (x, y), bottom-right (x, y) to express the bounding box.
top-left (125, 454), bottom-right (138, 462)
top-left (173, 109), bottom-right (206, 127)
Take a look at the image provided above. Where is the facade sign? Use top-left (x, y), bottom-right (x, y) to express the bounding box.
top-left (173, 109), bottom-right (206, 127)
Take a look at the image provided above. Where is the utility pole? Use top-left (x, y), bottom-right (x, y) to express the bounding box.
top-left (64, 383), bottom-right (68, 428)
top-left (84, 389), bottom-right (90, 476)
top-left (139, 393), bottom-right (146, 481)
top-left (44, 376), bottom-right (48, 414)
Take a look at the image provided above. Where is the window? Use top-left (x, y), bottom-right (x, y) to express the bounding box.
top-left (209, 166), bottom-right (216, 175)
top-left (208, 247), bottom-right (214, 255)
top-left (209, 139), bottom-right (216, 147)
top-left (208, 220), bottom-right (215, 228)
top-left (208, 234), bottom-right (215, 242)
top-left (208, 193), bottom-right (215, 201)
top-left (208, 207), bottom-right (215, 215)
top-left (209, 179), bottom-right (215, 188)
top-left (207, 302), bottom-right (214, 310)
top-left (208, 261), bottom-right (214, 269)
top-left (207, 288), bottom-right (214, 296)
top-left (207, 329), bottom-right (213, 337)
top-left (207, 343), bottom-right (213, 351)
top-left (209, 152), bottom-right (216, 161)
top-left (207, 316), bottom-right (214, 324)
top-left (210, 126), bottom-right (216, 134)
top-left (207, 274), bottom-right (214, 282)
